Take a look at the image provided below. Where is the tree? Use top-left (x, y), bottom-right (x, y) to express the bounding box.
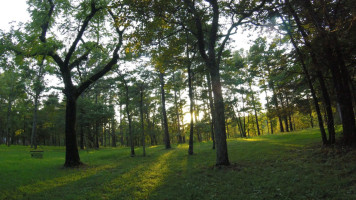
top-left (26, 56), bottom-right (51, 149)
top-left (187, 40), bottom-right (195, 155)
top-left (117, 72), bottom-right (135, 156)
top-left (284, 0), bottom-right (356, 144)
top-left (138, 82), bottom-right (146, 156)
top-left (3, 0), bottom-right (127, 167)
top-left (182, 0), bottom-right (270, 165)
top-left (159, 71), bottom-right (171, 149)
top-left (278, 14), bottom-right (330, 144)
top-left (0, 59), bottom-right (26, 146)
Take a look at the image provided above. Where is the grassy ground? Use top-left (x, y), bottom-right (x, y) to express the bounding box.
top-left (1, 128), bottom-right (356, 200)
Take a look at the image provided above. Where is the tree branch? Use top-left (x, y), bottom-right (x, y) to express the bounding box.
top-left (76, 31), bottom-right (124, 97)
top-left (68, 51), bottom-right (90, 70)
top-left (39, 0), bottom-right (54, 43)
top-left (217, 0), bottom-right (268, 66)
top-left (64, 1), bottom-right (101, 67)
top-left (183, 0), bottom-right (209, 61)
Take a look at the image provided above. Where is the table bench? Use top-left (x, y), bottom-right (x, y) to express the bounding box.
top-left (30, 150), bottom-right (44, 158)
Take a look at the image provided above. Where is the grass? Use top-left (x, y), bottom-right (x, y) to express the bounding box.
top-left (1, 128), bottom-right (356, 200)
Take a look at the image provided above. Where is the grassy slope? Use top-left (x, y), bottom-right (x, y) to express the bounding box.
top-left (1, 128), bottom-right (356, 200)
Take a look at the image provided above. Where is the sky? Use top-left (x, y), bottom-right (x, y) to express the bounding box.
top-left (0, 0), bottom-right (29, 31)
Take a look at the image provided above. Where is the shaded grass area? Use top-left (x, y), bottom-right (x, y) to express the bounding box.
top-left (1, 128), bottom-right (356, 199)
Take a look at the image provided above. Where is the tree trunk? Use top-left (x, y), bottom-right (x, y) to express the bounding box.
top-left (325, 38), bottom-right (356, 144)
top-left (207, 73), bottom-right (216, 149)
top-left (95, 122), bottom-right (99, 148)
top-left (124, 82), bottom-right (135, 157)
top-left (139, 86), bottom-right (146, 157)
top-left (173, 72), bottom-right (182, 143)
top-left (254, 109), bottom-right (260, 136)
top-left (289, 115), bottom-right (293, 131)
top-left (159, 72), bottom-right (171, 149)
top-left (94, 93), bottom-right (99, 149)
top-left (280, 95), bottom-right (289, 132)
top-left (307, 94), bottom-right (314, 128)
top-left (31, 92), bottom-right (39, 149)
top-left (272, 89), bottom-right (284, 132)
top-left (194, 100), bottom-right (202, 142)
top-left (188, 60), bottom-right (194, 155)
top-left (263, 84), bottom-right (271, 134)
top-left (146, 111), bottom-right (154, 146)
top-left (286, 96), bottom-right (293, 132)
top-left (104, 125), bottom-right (107, 147)
top-left (119, 103), bottom-right (124, 146)
top-left (316, 71), bottom-right (335, 144)
top-left (278, 113), bottom-right (284, 132)
top-left (237, 116), bottom-right (243, 137)
top-left (209, 65), bottom-right (229, 165)
top-left (31, 58), bottom-right (46, 149)
top-left (6, 98), bottom-right (13, 147)
top-left (240, 92), bottom-right (247, 137)
top-left (80, 125), bottom-right (84, 149)
top-left (266, 115), bottom-right (270, 134)
top-left (111, 118), bottom-right (116, 147)
top-left (64, 95), bottom-right (82, 167)
top-left (226, 118), bottom-right (230, 138)
top-left (250, 84), bottom-right (261, 136)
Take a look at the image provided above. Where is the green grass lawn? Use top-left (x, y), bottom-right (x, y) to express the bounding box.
top-left (1, 128), bottom-right (356, 200)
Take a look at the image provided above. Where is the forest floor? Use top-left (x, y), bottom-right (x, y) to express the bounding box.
top-left (1, 128), bottom-right (356, 200)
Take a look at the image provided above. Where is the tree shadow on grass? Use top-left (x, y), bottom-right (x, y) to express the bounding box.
top-left (83, 149), bottom-right (179, 200)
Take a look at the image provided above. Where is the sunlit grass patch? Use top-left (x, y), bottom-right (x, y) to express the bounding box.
top-left (92, 150), bottom-right (176, 199)
top-left (239, 137), bottom-right (268, 142)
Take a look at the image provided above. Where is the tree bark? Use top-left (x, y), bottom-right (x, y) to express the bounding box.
top-left (64, 95), bottom-right (82, 167)
top-left (206, 73), bottom-right (216, 149)
top-left (139, 86), bottom-right (146, 156)
top-left (111, 118), bottom-right (116, 147)
top-left (94, 93), bottom-right (100, 149)
top-left (173, 72), bottom-right (182, 143)
top-left (31, 92), bottom-right (39, 149)
top-left (209, 65), bottom-right (229, 165)
top-left (289, 115), bottom-right (293, 132)
top-left (279, 94), bottom-right (289, 132)
top-left (276, 100), bottom-right (284, 132)
top-left (269, 78), bottom-right (284, 133)
top-left (79, 125), bottom-right (84, 149)
top-left (123, 81), bottom-right (135, 157)
top-left (6, 98), bottom-right (12, 147)
top-left (119, 103), bottom-right (124, 146)
top-left (316, 71), bottom-right (335, 144)
top-left (264, 87), bottom-right (273, 134)
top-left (188, 59), bottom-right (194, 155)
top-left (250, 84), bottom-right (261, 136)
top-left (307, 94), bottom-right (314, 128)
top-left (159, 72), bottom-right (171, 149)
